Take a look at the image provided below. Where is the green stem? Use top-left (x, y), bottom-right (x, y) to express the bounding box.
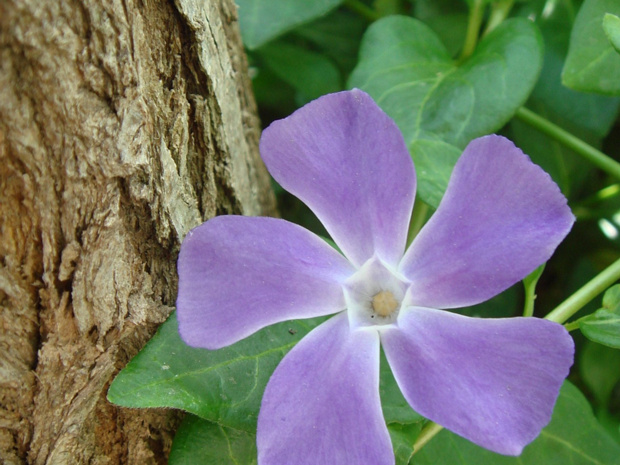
top-left (460, 0), bottom-right (486, 61)
top-left (515, 107), bottom-right (620, 180)
top-left (407, 200), bottom-right (430, 246)
top-left (483, 0), bottom-right (515, 36)
top-left (545, 257), bottom-right (620, 324)
top-left (576, 183), bottom-right (620, 208)
top-left (343, 0), bottom-right (380, 21)
top-left (523, 264), bottom-right (545, 317)
top-left (412, 421), bottom-right (444, 455)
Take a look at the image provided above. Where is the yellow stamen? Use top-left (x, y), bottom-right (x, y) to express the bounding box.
top-left (371, 291), bottom-right (399, 317)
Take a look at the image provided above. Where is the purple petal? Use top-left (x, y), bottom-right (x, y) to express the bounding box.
top-left (382, 307), bottom-right (574, 455)
top-left (177, 216), bottom-right (354, 349)
top-left (400, 135), bottom-right (574, 309)
top-left (260, 89), bottom-right (416, 268)
top-left (258, 313), bottom-right (393, 465)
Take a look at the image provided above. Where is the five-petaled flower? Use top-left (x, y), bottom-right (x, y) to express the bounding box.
top-left (177, 90), bottom-right (575, 464)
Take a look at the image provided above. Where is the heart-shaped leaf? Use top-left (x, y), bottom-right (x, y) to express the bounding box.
top-left (349, 16), bottom-right (542, 206)
top-left (349, 16), bottom-right (542, 149)
top-left (108, 311), bottom-right (424, 434)
top-left (108, 312), bottom-right (327, 431)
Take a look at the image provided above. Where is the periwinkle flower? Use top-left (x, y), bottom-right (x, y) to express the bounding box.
top-left (177, 90), bottom-right (575, 464)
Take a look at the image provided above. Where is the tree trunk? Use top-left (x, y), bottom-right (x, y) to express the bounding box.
top-left (0, 0), bottom-right (275, 463)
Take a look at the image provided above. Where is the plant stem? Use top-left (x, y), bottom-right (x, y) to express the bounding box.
top-left (412, 421), bottom-right (444, 455)
top-left (523, 264), bottom-right (545, 317)
top-left (343, 0), bottom-right (380, 21)
top-left (576, 183), bottom-right (620, 208)
top-left (515, 107), bottom-right (620, 180)
top-left (460, 0), bottom-right (486, 61)
top-left (407, 200), bottom-right (430, 246)
top-left (483, 0), bottom-right (515, 36)
top-left (545, 257), bottom-right (620, 324)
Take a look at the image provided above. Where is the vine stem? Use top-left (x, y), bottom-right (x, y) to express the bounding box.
top-left (523, 264), bottom-right (545, 317)
top-left (343, 0), bottom-right (380, 21)
top-left (483, 0), bottom-right (515, 36)
top-left (411, 421), bottom-right (444, 456)
top-left (459, 0), bottom-right (486, 62)
top-left (545, 257), bottom-right (620, 324)
top-left (515, 107), bottom-right (620, 180)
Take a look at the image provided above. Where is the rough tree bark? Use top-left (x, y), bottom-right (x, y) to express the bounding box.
top-left (0, 0), bottom-right (276, 463)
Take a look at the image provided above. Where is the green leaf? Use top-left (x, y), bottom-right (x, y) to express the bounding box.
top-left (414, 381), bottom-right (620, 464)
top-left (577, 284), bottom-right (620, 348)
top-left (257, 42), bottom-right (341, 103)
top-left (511, 0), bottom-right (620, 197)
top-left (349, 16), bottom-right (542, 149)
top-left (381, 350), bottom-right (424, 425)
top-left (109, 310), bottom-right (425, 438)
top-left (389, 422), bottom-right (424, 465)
top-left (349, 16), bottom-right (542, 206)
top-left (409, 139), bottom-right (461, 209)
top-left (295, 10), bottom-right (366, 74)
top-left (562, 0), bottom-right (620, 95)
top-left (603, 13), bottom-right (620, 53)
top-left (108, 312), bottom-right (326, 431)
top-left (236, 0), bottom-right (343, 50)
top-left (169, 415), bottom-right (257, 465)
top-left (580, 340), bottom-right (620, 408)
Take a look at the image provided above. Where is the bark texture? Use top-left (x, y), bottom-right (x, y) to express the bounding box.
top-left (0, 0), bottom-right (276, 463)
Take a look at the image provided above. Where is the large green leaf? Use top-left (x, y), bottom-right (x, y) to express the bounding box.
top-left (348, 16), bottom-right (542, 207)
top-left (413, 381), bottom-right (620, 464)
top-left (169, 415), bottom-right (257, 465)
top-left (109, 311), bottom-right (425, 435)
top-left (349, 16), bottom-right (542, 149)
top-left (108, 312), bottom-right (327, 431)
top-left (236, 0), bottom-right (343, 50)
top-left (577, 284), bottom-right (620, 348)
top-left (562, 0), bottom-right (620, 95)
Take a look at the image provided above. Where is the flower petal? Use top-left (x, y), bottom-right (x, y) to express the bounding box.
top-left (258, 313), bottom-right (393, 465)
top-left (260, 89), bottom-right (416, 268)
top-left (177, 216), bottom-right (354, 349)
top-left (382, 307), bottom-right (574, 455)
top-left (401, 135), bottom-right (574, 309)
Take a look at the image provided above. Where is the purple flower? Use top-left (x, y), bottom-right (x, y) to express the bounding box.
top-left (177, 90), bottom-right (575, 463)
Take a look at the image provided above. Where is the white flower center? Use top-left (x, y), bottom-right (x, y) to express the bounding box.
top-left (343, 256), bottom-right (410, 330)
